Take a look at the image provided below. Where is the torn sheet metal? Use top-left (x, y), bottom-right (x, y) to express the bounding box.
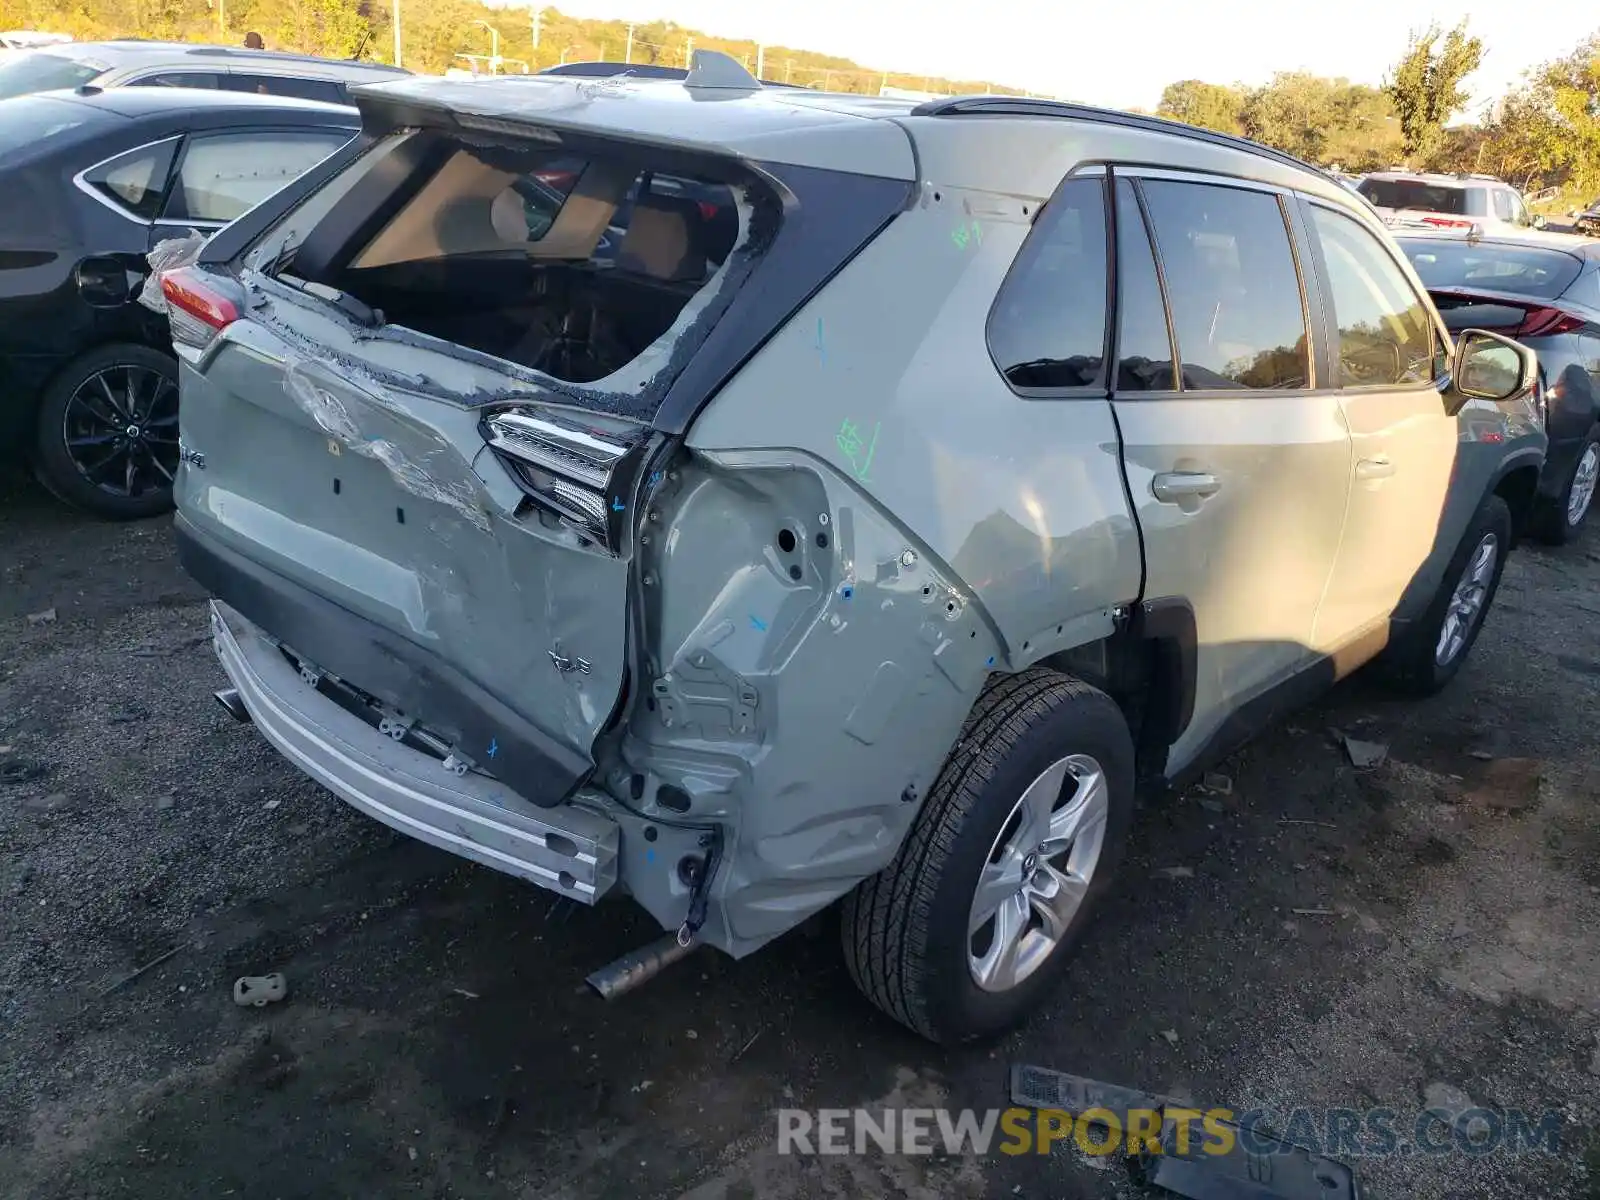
top-left (282, 359), bottom-right (493, 532)
top-left (137, 230), bottom-right (209, 314)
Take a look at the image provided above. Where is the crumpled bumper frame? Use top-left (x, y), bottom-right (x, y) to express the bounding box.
top-left (209, 600), bottom-right (619, 903)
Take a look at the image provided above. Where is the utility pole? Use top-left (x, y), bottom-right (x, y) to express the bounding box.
top-left (755, 43), bottom-right (763, 79)
top-left (684, 36), bottom-right (692, 67)
top-left (530, 7), bottom-right (541, 51)
top-left (624, 23), bottom-right (633, 64)
top-left (392, 0), bottom-right (402, 66)
top-left (783, 60), bottom-right (792, 83)
top-left (217, 0), bottom-right (225, 37)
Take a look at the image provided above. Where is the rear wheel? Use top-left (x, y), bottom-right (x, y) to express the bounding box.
top-left (1380, 494), bottom-right (1511, 695)
top-left (841, 669), bottom-right (1135, 1044)
top-left (32, 343), bottom-right (180, 520)
top-left (1532, 430), bottom-right (1599, 546)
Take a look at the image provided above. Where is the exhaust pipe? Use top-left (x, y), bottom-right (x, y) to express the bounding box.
top-left (586, 933), bottom-right (698, 1000)
top-left (214, 688), bottom-right (251, 724)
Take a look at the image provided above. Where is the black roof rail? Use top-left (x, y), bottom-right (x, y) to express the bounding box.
top-left (908, 95), bottom-right (1335, 183)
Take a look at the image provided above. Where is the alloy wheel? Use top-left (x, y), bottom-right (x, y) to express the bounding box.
top-left (1567, 444), bottom-right (1599, 529)
top-left (1435, 532), bottom-right (1499, 666)
top-left (967, 753), bottom-right (1108, 993)
top-left (60, 364), bottom-right (179, 500)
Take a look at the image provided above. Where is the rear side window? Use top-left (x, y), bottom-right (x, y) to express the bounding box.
top-left (163, 130), bottom-right (352, 223)
top-left (81, 138), bottom-right (180, 221)
top-left (224, 74), bottom-right (344, 104)
top-left (1311, 207), bottom-right (1437, 387)
top-left (1491, 190), bottom-right (1513, 221)
top-left (1358, 179), bottom-right (1469, 215)
top-left (1139, 179), bottom-right (1309, 390)
top-left (986, 176), bottom-right (1109, 390)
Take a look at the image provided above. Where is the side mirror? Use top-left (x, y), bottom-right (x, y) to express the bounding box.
top-left (1531, 213), bottom-right (1547, 230)
top-left (1451, 329), bottom-right (1536, 405)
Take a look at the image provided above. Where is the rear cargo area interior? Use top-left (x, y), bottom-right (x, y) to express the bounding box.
top-left (320, 142), bottom-right (743, 384)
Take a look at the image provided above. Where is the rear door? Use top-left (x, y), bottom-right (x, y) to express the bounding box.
top-left (1109, 171), bottom-right (1351, 770)
top-left (1298, 201), bottom-right (1455, 659)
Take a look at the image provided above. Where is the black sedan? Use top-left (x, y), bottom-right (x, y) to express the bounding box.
top-left (0, 86), bottom-right (357, 517)
top-left (1400, 230), bottom-right (1600, 543)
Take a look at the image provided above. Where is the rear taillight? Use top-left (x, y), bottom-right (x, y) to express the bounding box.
top-left (161, 267), bottom-right (240, 350)
top-left (1514, 307), bottom-right (1584, 337)
top-left (483, 407), bottom-right (644, 552)
top-left (1421, 216), bottom-right (1475, 230)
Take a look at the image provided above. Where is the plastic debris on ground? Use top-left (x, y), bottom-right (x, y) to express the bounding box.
top-left (1009, 1063), bottom-right (1363, 1199)
top-left (1340, 735), bottom-right (1388, 769)
top-left (233, 972), bottom-right (288, 1008)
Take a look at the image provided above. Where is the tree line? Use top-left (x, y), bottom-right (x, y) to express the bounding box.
top-left (1158, 23), bottom-right (1600, 198)
top-left (3, 0), bottom-right (1596, 197)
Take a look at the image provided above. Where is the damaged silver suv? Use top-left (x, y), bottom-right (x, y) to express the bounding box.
top-left (164, 53), bottom-right (1544, 1043)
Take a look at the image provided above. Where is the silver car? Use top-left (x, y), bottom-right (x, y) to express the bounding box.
top-left (160, 54), bottom-right (1544, 1043)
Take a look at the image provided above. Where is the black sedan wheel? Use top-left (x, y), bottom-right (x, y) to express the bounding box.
top-left (33, 344), bottom-right (180, 520)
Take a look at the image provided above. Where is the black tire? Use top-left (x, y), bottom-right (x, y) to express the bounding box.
top-left (1380, 494), bottom-right (1512, 696)
top-left (32, 343), bottom-right (180, 520)
top-left (1531, 429), bottom-right (1600, 546)
top-left (841, 668), bottom-right (1135, 1044)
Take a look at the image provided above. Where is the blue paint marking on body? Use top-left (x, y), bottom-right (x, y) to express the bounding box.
top-left (645, 848), bottom-right (655, 864)
top-left (814, 316), bottom-right (826, 366)
top-left (840, 585), bottom-right (854, 600)
top-left (749, 614), bottom-right (769, 632)
top-left (612, 498), bottom-right (626, 512)
top-left (986, 656), bottom-right (995, 667)
top-left (648, 470), bottom-right (663, 487)
top-left (486, 737), bottom-right (499, 758)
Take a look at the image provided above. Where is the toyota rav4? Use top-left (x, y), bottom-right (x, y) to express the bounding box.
top-left (164, 53), bottom-right (1544, 1043)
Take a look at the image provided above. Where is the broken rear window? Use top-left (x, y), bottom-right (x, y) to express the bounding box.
top-left (272, 131), bottom-right (762, 403)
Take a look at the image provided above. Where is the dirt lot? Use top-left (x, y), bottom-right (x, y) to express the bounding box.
top-left (2, 464), bottom-right (1598, 1200)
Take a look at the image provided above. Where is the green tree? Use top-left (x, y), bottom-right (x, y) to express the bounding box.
top-left (1384, 20), bottom-right (1485, 163)
top-left (1156, 79), bottom-right (1247, 134)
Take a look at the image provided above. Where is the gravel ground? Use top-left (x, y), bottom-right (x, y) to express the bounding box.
top-left (2, 464), bottom-right (1598, 1200)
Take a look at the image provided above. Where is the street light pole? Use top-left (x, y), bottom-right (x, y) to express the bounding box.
top-left (624, 23), bottom-right (634, 64)
top-left (472, 20), bottom-right (501, 71)
top-left (392, 0), bottom-right (402, 66)
top-left (531, 7), bottom-right (541, 52)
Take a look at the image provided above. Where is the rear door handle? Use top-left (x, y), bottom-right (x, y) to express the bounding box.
top-left (1356, 456), bottom-right (1396, 479)
top-left (1151, 472), bottom-right (1221, 504)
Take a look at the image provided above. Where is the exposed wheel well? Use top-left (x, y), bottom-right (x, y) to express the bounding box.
top-left (1494, 464), bottom-right (1540, 543)
top-left (1039, 616), bottom-right (1188, 788)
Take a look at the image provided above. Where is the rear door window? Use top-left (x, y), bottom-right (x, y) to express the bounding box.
top-left (985, 175), bottom-right (1109, 391)
top-left (1112, 177), bottom-right (1177, 392)
top-left (81, 138), bottom-right (181, 221)
top-left (224, 73), bottom-right (344, 104)
top-left (162, 129), bottom-right (353, 224)
top-left (1138, 179), bottom-right (1309, 390)
top-left (1311, 206), bottom-right (1437, 387)
top-left (127, 71), bottom-right (224, 90)
top-left (1491, 190), bottom-right (1514, 222)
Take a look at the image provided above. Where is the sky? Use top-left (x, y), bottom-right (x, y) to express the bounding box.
top-left (540, 0), bottom-right (1567, 115)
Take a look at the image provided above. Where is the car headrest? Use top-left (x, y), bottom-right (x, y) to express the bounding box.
top-left (616, 192), bottom-right (706, 283)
